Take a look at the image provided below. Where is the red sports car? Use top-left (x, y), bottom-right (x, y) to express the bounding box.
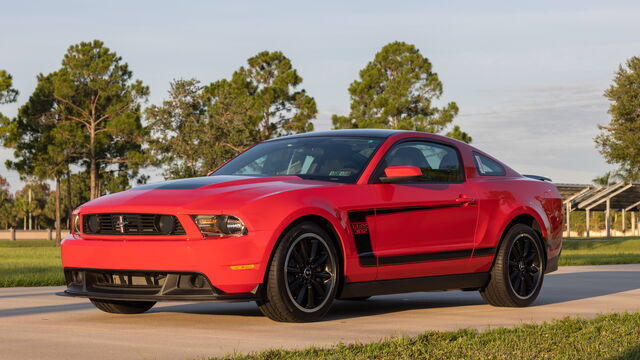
top-left (61, 129), bottom-right (563, 322)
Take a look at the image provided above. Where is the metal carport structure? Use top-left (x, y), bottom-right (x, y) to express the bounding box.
top-left (558, 182), bottom-right (640, 238)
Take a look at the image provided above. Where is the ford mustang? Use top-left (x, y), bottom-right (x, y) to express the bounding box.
top-left (60, 129), bottom-right (563, 322)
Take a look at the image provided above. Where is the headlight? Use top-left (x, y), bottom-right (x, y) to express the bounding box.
top-left (192, 215), bottom-right (247, 237)
top-left (73, 214), bottom-right (80, 234)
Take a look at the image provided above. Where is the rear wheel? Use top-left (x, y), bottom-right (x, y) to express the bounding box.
top-left (480, 224), bottom-right (545, 307)
top-left (257, 222), bottom-right (339, 322)
top-left (90, 298), bottom-right (156, 314)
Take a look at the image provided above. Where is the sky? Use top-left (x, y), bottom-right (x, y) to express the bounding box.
top-left (1, 0), bottom-right (639, 191)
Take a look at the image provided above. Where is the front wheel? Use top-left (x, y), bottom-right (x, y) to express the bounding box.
top-left (257, 222), bottom-right (339, 322)
top-left (480, 224), bottom-right (545, 307)
top-left (90, 298), bottom-right (156, 314)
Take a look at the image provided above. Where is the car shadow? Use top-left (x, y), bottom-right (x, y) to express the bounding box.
top-left (154, 268), bottom-right (640, 321)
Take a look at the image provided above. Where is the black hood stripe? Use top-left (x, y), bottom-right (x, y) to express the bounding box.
top-left (131, 176), bottom-right (252, 190)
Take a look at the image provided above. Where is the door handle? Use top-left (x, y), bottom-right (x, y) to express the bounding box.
top-left (456, 195), bottom-right (476, 205)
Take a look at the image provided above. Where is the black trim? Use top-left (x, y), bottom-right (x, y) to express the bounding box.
top-left (339, 272), bottom-right (490, 298)
top-left (545, 253), bottom-right (559, 274)
top-left (347, 210), bottom-right (376, 266)
top-left (348, 206), bottom-right (492, 267)
top-left (473, 247), bottom-right (497, 257)
top-left (59, 268), bottom-right (261, 302)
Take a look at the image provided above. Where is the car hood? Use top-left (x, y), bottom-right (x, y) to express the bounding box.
top-left (77, 175), bottom-right (339, 214)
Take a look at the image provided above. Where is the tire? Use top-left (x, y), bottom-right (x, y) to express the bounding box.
top-left (90, 298), bottom-right (156, 314)
top-left (480, 224), bottom-right (545, 307)
top-left (257, 222), bottom-right (339, 322)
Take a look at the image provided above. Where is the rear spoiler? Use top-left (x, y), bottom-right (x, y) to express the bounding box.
top-left (523, 174), bottom-right (552, 182)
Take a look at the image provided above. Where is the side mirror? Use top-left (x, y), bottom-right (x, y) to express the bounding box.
top-left (379, 165), bottom-right (423, 183)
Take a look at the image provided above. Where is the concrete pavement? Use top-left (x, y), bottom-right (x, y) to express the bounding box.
top-left (0, 264), bottom-right (639, 359)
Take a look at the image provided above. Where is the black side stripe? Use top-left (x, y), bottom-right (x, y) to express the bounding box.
top-left (347, 206), bottom-right (496, 267)
top-left (348, 210), bottom-right (376, 266)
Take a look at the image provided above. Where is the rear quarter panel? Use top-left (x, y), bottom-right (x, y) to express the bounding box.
top-left (467, 176), bottom-right (563, 271)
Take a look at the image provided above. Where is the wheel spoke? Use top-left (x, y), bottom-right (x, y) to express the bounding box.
top-left (523, 272), bottom-right (534, 287)
top-left (512, 241), bottom-right (523, 257)
top-left (287, 266), bottom-right (301, 273)
top-left (311, 279), bottom-right (326, 298)
top-left (519, 275), bottom-right (526, 295)
top-left (315, 271), bottom-right (332, 280)
top-left (525, 253), bottom-right (537, 264)
top-left (295, 285), bottom-right (306, 304)
top-left (291, 248), bottom-right (305, 265)
top-left (508, 260), bottom-right (518, 267)
top-left (513, 276), bottom-right (522, 293)
top-left (312, 254), bottom-right (328, 268)
top-left (528, 265), bottom-right (539, 274)
top-left (510, 270), bottom-right (520, 282)
top-left (306, 285), bottom-right (314, 308)
top-left (523, 238), bottom-right (531, 256)
top-left (309, 240), bottom-right (318, 262)
top-left (299, 240), bottom-right (310, 261)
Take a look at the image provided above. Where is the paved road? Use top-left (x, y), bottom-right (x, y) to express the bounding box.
top-left (0, 264), bottom-right (639, 360)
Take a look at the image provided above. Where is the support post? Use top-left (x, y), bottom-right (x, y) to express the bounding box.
top-left (632, 212), bottom-right (637, 236)
top-left (586, 209), bottom-right (590, 238)
top-left (606, 199), bottom-right (611, 238)
top-left (10, 228), bottom-right (16, 241)
top-left (565, 202), bottom-right (571, 238)
top-left (622, 209), bottom-right (626, 235)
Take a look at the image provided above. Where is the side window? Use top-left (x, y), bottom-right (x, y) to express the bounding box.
top-left (473, 152), bottom-right (506, 176)
top-left (374, 141), bottom-right (465, 183)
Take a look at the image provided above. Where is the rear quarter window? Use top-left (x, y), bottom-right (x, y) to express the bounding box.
top-left (473, 152), bottom-right (506, 176)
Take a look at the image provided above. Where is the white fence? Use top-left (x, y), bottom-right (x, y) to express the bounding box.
top-left (0, 229), bottom-right (70, 241)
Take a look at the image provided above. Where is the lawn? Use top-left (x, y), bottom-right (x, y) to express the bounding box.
top-left (1, 237), bottom-right (640, 287)
top-left (0, 240), bottom-right (64, 287)
top-left (560, 237), bottom-right (640, 266)
top-left (213, 313), bottom-right (640, 360)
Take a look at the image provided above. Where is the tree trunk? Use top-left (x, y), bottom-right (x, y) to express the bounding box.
top-left (90, 125), bottom-right (97, 199)
top-left (66, 167), bottom-right (72, 229)
top-left (28, 187), bottom-right (32, 230)
top-left (23, 216), bottom-right (26, 230)
top-left (55, 176), bottom-right (62, 246)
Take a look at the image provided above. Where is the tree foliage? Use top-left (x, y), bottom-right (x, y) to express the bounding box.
top-left (146, 79), bottom-right (210, 179)
top-left (149, 51), bottom-right (316, 179)
top-left (595, 56), bottom-right (640, 181)
top-left (0, 70), bottom-right (19, 104)
top-left (52, 40), bottom-right (150, 199)
top-left (332, 41), bottom-right (470, 141)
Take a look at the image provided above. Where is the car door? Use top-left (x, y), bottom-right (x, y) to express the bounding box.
top-left (367, 139), bottom-right (479, 280)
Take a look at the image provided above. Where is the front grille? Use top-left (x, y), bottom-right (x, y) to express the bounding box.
top-left (83, 213), bottom-right (186, 235)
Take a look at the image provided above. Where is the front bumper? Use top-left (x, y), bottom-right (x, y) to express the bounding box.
top-left (60, 268), bottom-right (261, 302)
top-left (61, 231), bottom-right (273, 294)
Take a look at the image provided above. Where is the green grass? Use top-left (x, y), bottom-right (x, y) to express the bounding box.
top-left (560, 238), bottom-right (640, 266)
top-left (0, 240), bottom-right (64, 287)
top-left (212, 313), bottom-right (640, 360)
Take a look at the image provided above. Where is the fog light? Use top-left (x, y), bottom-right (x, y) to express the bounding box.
top-left (189, 275), bottom-right (206, 289)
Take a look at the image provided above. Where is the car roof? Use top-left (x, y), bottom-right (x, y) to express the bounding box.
top-left (267, 129), bottom-right (425, 141)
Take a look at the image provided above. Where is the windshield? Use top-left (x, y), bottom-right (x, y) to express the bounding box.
top-left (213, 136), bottom-right (384, 183)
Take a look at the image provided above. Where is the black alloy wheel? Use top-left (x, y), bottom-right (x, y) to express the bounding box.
top-left (507, 233), bottom-right (543, 299)
top-left (481, 224), bottom-right (545, 307)
top-left (257, 222), bottom-right (339, 322)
